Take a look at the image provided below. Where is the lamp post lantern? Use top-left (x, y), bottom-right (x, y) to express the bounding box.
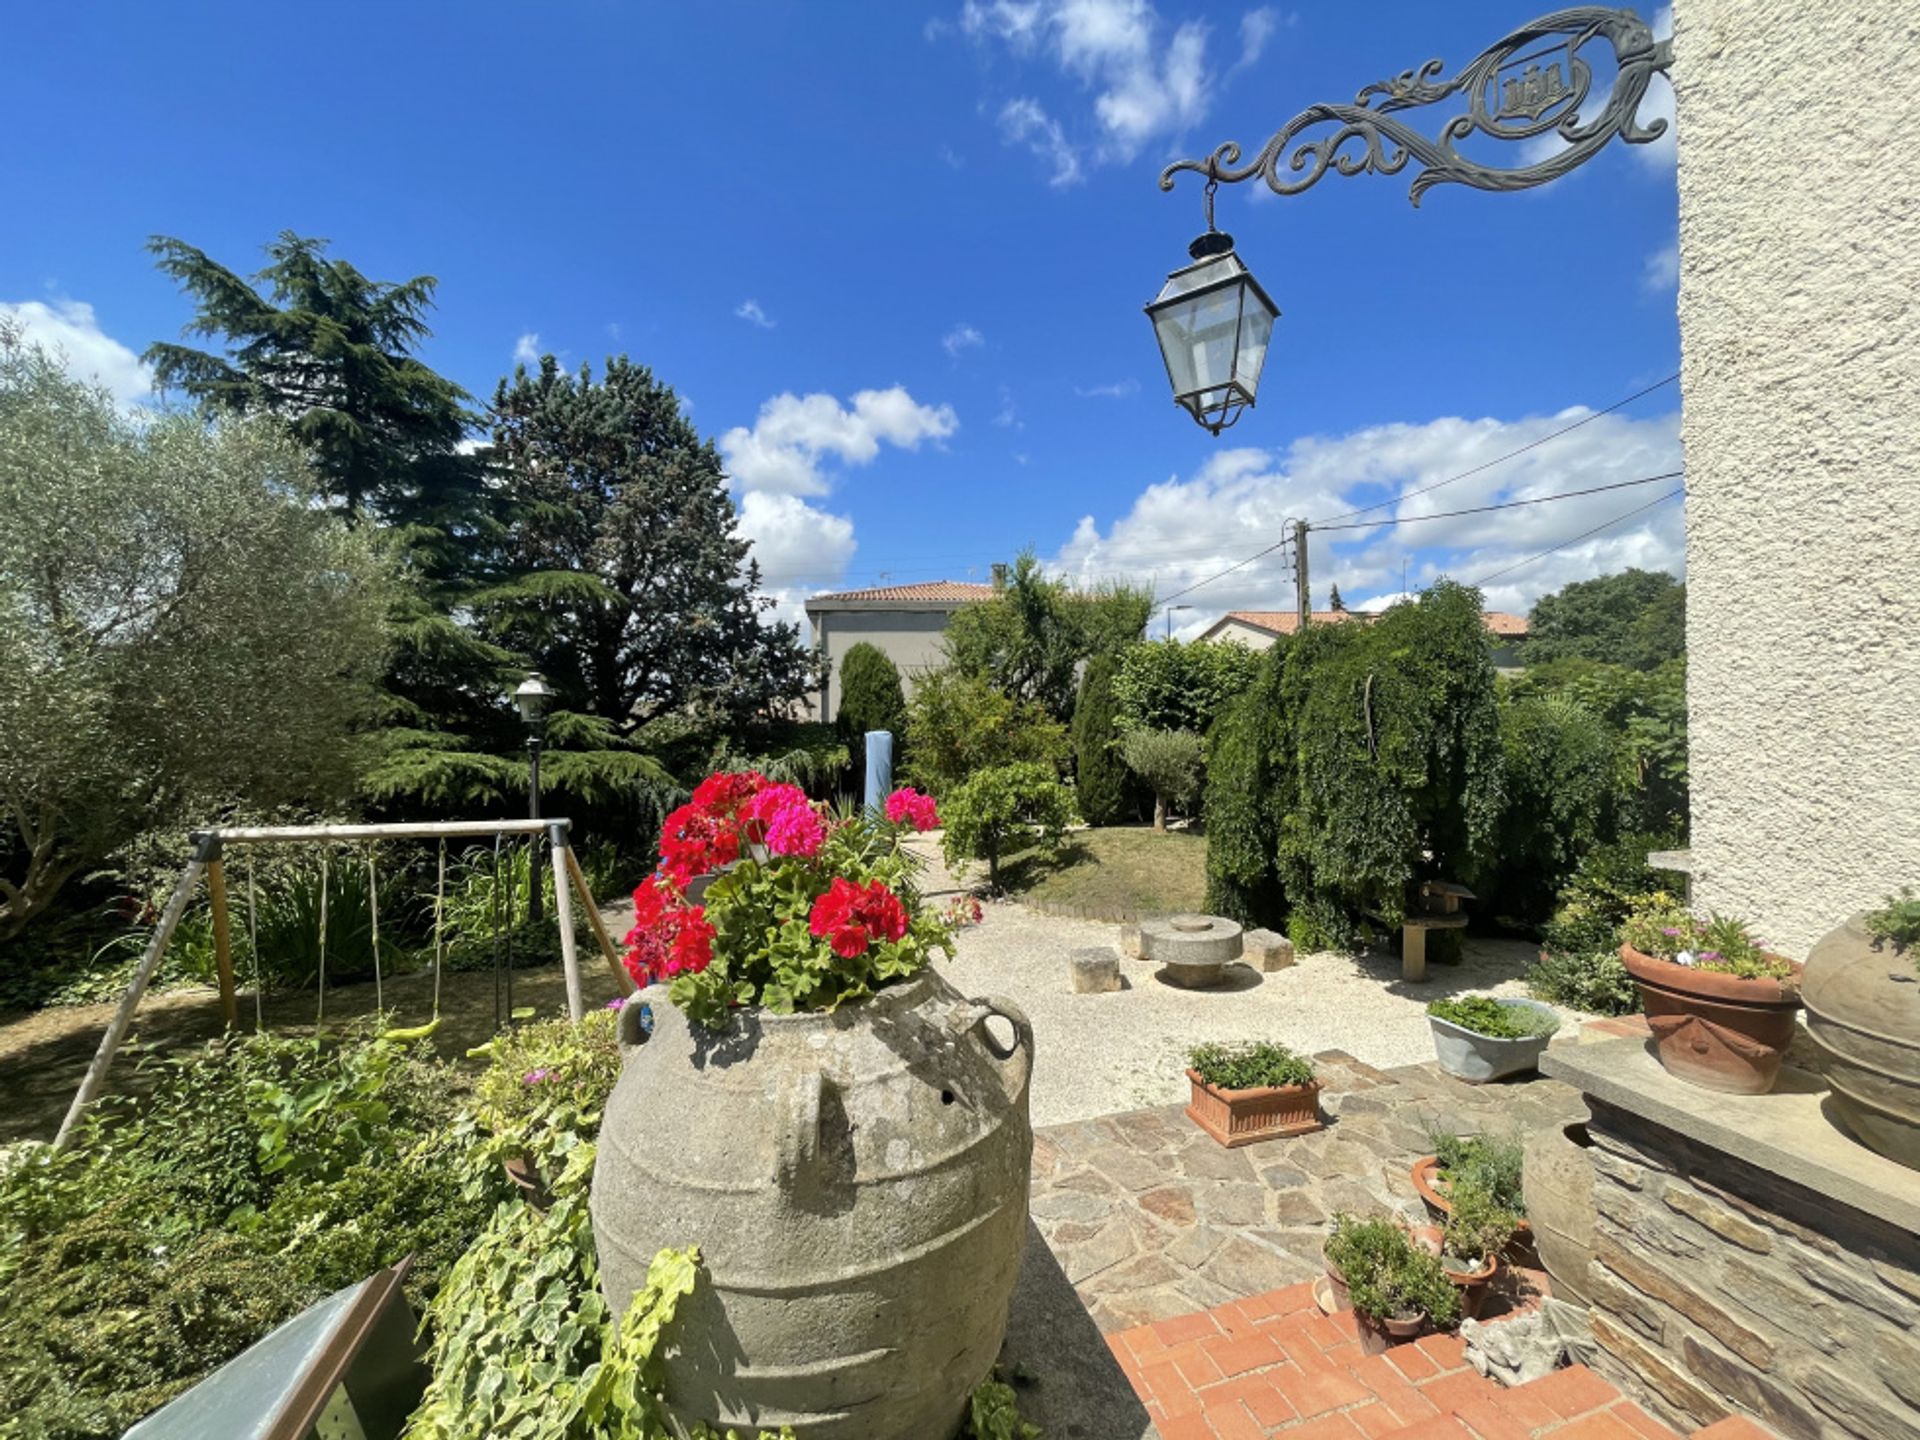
top-left (512, 671), bottom-right (555, 926)
top-left (1164, 603), bottom-right (1194, 640)
top-left (1149, 7), bottom-right (1672, 434)
top-left (1145, 193), bottom-right (1279, 436)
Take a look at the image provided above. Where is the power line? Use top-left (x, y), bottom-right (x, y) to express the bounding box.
top-left (1310, 372), bottom-right (1680, 525)
top-left (1154, 532), bottom-right (1295, 606)
top-left (1311, 471), bottom-right (1682, 533)
top-left (1471, 487), bottom-right (1684, 586)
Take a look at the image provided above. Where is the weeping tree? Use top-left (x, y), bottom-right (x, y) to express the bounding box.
top-left (1203, 641), bottom-right (1291, 924)
top-left (0, 329), bottom-right (392, 938)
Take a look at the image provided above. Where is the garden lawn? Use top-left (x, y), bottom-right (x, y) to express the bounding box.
top-left (998, 825), bottom-right (1206, 918)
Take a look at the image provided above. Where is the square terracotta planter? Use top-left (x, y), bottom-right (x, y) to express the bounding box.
top-left (1185, 1069), bottom-right (1324, 1147)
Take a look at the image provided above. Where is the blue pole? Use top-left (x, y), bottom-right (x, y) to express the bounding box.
top-left (864, 730), bottom-right (894, 814)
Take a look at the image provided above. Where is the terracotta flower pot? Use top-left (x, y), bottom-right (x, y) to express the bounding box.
top-left (1414, 1223), bottom-right (1499, 1320)
top-left (1353, 1310), bottom-right (1426, 1356)
top-left (1409, 1155), bottom-right (1533, 1252)
top-left (1620, 944), bottom-right (1804, 1095)
top-left (1185, 1070), bottom-right (1324, 1148)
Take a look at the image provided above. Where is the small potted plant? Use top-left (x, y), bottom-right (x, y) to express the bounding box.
top-left (1620, 898), bottom-right (1802, 1094)
top-left (1426, 995), bottom-right (1562, 1082)
top-left (1409, 1131), bottom-right (1529, 1254)
top-left (1323, 1213), bottom-right (1461, 1353)
top-left (1184, 1041), bottom-right (1323, 1147)
top-left (1414, 1175), bottom-right (1519, 1319)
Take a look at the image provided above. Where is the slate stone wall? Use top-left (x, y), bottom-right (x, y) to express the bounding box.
top-left (1582, 1102), bottom-right (1920, 1439)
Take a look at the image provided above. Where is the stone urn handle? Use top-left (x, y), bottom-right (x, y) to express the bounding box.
top-left (969, 994), bottom-right (1035, 1103)
top-left (775, 1067), bottom-right (827, 1191)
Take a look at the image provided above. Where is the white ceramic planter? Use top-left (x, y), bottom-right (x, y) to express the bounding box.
top-left (1428, 998), bottom-right (1560, 1082)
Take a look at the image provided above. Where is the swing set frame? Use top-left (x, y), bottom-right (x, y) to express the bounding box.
top-left (52, 816), bottom-right (635, 1151)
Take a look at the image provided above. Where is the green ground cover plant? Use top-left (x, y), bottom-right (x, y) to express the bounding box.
top-left (1425, 996), bottom-right (1560, 1040)
top-left (1866, 886), bottom-right (1920, 971)
top-left (1187, 1041), bottom-right (1315, 1090)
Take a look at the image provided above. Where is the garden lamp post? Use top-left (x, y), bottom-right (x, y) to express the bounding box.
top-left (1164, 603), bottom-right (1193, 639)
top-left (513, 671), bottom-right (555, 926)
top-left (1149, 7), bottom-right (1673, 434)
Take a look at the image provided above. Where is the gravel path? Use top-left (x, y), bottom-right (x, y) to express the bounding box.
top-left (919, 838), bottom-right (1577, 1128)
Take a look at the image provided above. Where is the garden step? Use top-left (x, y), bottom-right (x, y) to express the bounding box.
top-left (1110, 1289), bottom-right (1690, 1439)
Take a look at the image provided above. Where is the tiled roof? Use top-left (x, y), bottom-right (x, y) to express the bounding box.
top-left (806, 580), bottom-right (999, 605)
top-left (1217, 608), bottom-right (1530, 637)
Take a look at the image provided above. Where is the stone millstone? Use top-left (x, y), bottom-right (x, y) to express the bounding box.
top-left (1069, 948), bottom-right (1123, 994)
top-left (1138, 914), bottom-right (1244, 989)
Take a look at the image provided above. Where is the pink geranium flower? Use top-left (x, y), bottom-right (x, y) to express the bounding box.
top-left (884, 787), bottom-right (939, 831)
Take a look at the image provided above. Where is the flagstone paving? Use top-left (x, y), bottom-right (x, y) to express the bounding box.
top-left (1030, 1050), bottom-right (1591, 1332)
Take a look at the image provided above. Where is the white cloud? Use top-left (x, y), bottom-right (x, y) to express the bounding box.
top-left (735, 299), bottom-right (776, 329)
top-left (943, 322), bottom-right (986, 357)
top-left (992, 384), bottom-right (1022, 429)
top-left (513, 332), bottom-right (541, 364)
top-left (736, 489), bottom-right (858, 628)
top-left (1075, 378), bottom-right (1140, 398)
top-left (1046, 405), bottom-right (1684, 628)
top-left (998, 98), bottom-right (1082, 186)
top-left (1643, 240), bottom-right (1679, 292)
top-left (1, 299), bottom-right (151, 405)
top-left (959, 0), bottom-right (1272, 176)
top-left (719, 386), bottom-right (958, 497)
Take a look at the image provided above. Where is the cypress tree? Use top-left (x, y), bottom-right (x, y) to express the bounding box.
top-left (1071, 652), bottom-right (1127, 825)
top-left (837, 643), bottom-right (908, 743)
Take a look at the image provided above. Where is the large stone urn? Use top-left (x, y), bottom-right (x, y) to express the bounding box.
top-left (590, 970), bottom-right (1034, 1439)
top-left (1521, 1122), bottom-right (1595, 1307)
top-left (1803, 912), bottom-right (1920, 1169)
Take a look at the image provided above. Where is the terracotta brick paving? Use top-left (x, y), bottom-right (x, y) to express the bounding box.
top-left (1105, 1280), bottom-right (1701, 1440)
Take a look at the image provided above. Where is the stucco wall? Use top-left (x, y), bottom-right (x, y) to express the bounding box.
top-left (1677, 2), bottom-right (1920, 955)
top-left (811, 609), bottom-right (957, 722)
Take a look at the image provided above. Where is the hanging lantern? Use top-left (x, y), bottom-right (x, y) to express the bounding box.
top-left (1146, 228), bottom-right (1279, 435)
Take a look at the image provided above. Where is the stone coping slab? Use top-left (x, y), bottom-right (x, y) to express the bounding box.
top-left (1542, 1036), bottom-right (1920, 1234)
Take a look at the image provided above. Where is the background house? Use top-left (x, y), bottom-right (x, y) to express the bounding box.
top-left (804, 579), bottom-right (998, 722)
top-left (1201, 608), bottom-right (1530, 669)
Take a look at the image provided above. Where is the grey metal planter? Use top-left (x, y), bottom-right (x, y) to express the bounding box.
top-left (1428, 999), bottom-right (1560, 1082)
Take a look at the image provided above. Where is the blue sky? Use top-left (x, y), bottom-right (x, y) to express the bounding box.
top-left (1, 1), bottom-right (1681, 634)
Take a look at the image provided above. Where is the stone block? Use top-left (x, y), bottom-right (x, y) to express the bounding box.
top-left (1243, 927), bottom-right (1295, 971)
top-left (1664, 1185), bottom-right (1775, 1254)
top-left (1682, 1334), bottom-right (1823, 1440)
top-left (1871, 1255), bottom-right (1920, 1304)
top-left (1594, 1235), bottom-right (1775, 1369)
top-left (1069, 948), bottom-right (1122, 994)
top-left (1803, 1362), bottom-right (1920, 1440)
top-left (1717, 1255), bottom-right (1841, 1357)
top-left (1873, 1329), bottom-right (1920, 1409)
top-left (1590, 1311), bottom-right (1726, 1431)
top-left (1792, 1250), bottom-right (1920, 1328)
top-left (1117, 922), bottom-right (1144, 960)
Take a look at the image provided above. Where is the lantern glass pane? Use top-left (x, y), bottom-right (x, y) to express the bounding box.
top-left (1151, 279), bottom-right (1248, 403)
top-left (1234, 293), bottom-right (1276, 401)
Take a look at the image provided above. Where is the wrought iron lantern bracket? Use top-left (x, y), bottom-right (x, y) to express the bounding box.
top-left (1160, 7), bottom-right (1672, 208)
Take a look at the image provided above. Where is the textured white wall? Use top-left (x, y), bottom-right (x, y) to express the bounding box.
top-left (1678, 2), bottom-right (1920, 955)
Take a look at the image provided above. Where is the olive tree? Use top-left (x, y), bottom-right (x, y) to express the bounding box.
top-left (1118, 728), bottom-right (1204, 831)
top-left (0, 330), bottom-right (393, 937)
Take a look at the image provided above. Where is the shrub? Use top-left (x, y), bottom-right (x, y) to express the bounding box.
top-left (1429, 1132), bottom-right (1526, 1215)
top-left (1071, 652), bottom-right (1129, 826)
top-left (1113, 639), bottom-right (1260, 735)
top-left (941, 762), bottom-right (1078, 889)
top-left (1187, 1041), bottom-right (1314, 1090)
top-left (1119, 728), bottom-right (1204, 831)
top-left (1526, 948), bottom-right (1637, 1015)
top-left (903, 668), bottom-right (1067, 794)
top-left (1324, 1214), bottom-right (1460, 1327)
top-left (1203, 644), bottom-right (1290, 925)
top-left (1426, 996), bottom-right (1560, 1040)
top-left (1490, 694), bottom-right (1623, 925)
top-left (836, 642), bottom-right (907, 743)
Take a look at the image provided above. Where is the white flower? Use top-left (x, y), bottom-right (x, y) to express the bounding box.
top-left (1674, 950), bottom-right (1697, 967)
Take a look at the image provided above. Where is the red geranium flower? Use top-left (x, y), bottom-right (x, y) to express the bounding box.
top-left (691, 770), bottom-right (767, 819)
top-left (658, 801), bottom-right (742, 887)
top-left (623, 875), bottom-right (716, 986)
top-left (808, 877), bottom-right (910, 960)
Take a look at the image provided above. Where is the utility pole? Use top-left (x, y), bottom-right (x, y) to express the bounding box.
top-left (1293, 519), bottom-right (1311, 629)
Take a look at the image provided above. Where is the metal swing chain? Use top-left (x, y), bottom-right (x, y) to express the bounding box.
top-left (366, 845), bottom-right (383, 1017)
top-left (246, 851), bottom-right (264, 1033)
